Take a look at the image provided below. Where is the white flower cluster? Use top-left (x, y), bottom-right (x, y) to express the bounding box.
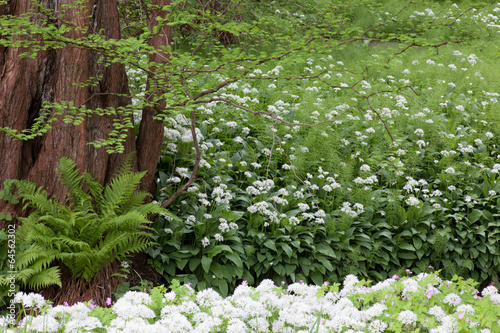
top-left (7, 272), bottom-right (500, 332)
top-left (211, 184), bottom-right (233, 206)
top-left (340, 202), bottom-right (364, 217)
top-left (247, 201), bottom-right (279, 225)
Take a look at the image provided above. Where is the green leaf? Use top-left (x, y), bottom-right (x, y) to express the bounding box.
top-left (399, 252), bottom-right (417, 260)
top-left (310, 271), bottom-right (324, 286)
top-left (218, 279), bottom-right (228, 297)
top-left (416, 248), bottom-right (424, 260)
top-left (280, 243), bottom-right (293, 257)
top-left (207, 245), bottom-right (233, 257)
top-left (315, 244), bottom-right (336, 258)
top-left (189, 258), bottom-right (201, 271)
top-left (399, 243), bottom-right (415, 251)
top-left (201, 256), bottom-right (212, 273)
top-left (226, 252), bottom-right (243, 269)
top-left (263, 240), bottom-right (277, 251)
top-left (315, 256), bottom-right (334, 272)
top-left (468, 209), bottom-right (482, 223)
top-left (211, 262), bottom-right (224, 279)
top-left (413, 238), bottom-right (422, 250)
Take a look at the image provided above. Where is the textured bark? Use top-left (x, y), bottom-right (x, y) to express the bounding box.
top-left (0, 0), bottom-right (138, 224)
top-left (136, 0), bottom-right (171, 195)
top-left (0, 0), bottom-right (170, 306)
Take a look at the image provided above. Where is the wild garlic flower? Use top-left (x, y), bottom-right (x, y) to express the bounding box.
top-left (298, 203), bottom-right (310, 211)
top-left (201, 237), bottom-right (210, 247)
top-left (443, 293), bottom-right (461, 306)
top-left (360, 164), bottom-right (371, 172)
top-left (398, 310), bottom-right (418, 325)
top-left (444, 167), bottom-right (455, 174)
top-left (14, 292), bottom-right (47, 308)
top-left (405, 196), bottom-right (420, 207)
top-left (368, 320), bottom-right (388, 333)
top-left (414, 129), bottom-right (424, 137)
top-left (482, 286), bottom-right (499, 297)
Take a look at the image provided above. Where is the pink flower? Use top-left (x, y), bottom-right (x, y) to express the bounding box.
top-left (63, 302), bottom-right (69, 306)
top-left (323, 281), bottom-right (329, 286)
top-left (106, 297), bottom-right (112, 306)
top-left (405, 269), bottom-right (413, 274)
top-left (458, 314), bottom-right (464, 319)
top-left (88, 300), bottom-right (97, 310)
top-left (392, 275), bottom-right (399, 280)
top-left (424, 290), bottom-right (435, 299)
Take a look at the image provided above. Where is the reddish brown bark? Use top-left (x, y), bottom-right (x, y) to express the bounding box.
top-left (0, 0), bottom-right (143, 225)
top-left (0, 0), bottom-right (169, 305)
top-left (136, 0), bottom-right (172, 195)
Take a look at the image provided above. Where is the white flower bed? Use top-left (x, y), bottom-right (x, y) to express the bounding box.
top-left (2, 273), bottom-right (500, 332)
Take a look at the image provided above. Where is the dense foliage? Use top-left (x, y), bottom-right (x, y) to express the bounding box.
top-left (144, 1), bottom-right (500, 296)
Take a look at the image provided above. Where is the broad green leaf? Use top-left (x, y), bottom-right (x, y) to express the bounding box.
top-left (263, 240), bottom-right (277, 251)
top-left (280, 243), bottom-right (293, 257)
top-left (468, 209), bottom-right (482, 223)
top-left (201, 256), bottom-right (212, 273)
top-left (399, 243), bottom-right (415, 252)
top-left (315, 243), bottom-right (336, 258)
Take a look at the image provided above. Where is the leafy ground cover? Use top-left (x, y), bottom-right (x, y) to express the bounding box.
top-left (2, 272), bottom-right (500, 332)
top-left (145, 1), bottom-right (500, 297)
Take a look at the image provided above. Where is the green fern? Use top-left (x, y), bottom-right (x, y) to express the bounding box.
top-left (10, 157), bottom-right (170, 290)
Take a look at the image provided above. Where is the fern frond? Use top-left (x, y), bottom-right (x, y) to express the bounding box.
top-left (14, 268), bottom-right (38, 285)
top-left (57, 235), bottom-right (92, 252)
top-left (96, 231), bottom-right (151, 265)
top-left (15, 245), bottom-right (58, 271)
top-left (15, 247), bottom-right (43, 270)
top-left (121, 190), bottom-right (151, 210)
top-left (102, 171), bottom-right (146, 214)
top-left (57, 157), bottom-right (90, 210)
top-left (111, 152), bottom-right (136, 180)
top-left (13, 156), bottom-right (161, 284)
top-left (83, 172), bottom-right (104, 213)
top-left (25, 266), bottom-right (62, 290)
top-left (28, 252), bottom-right (59, 272)
top-left (132, 202), bottom-right (169, 216)
top-left (36, 214), bottom-right (73, 236)
top-left (13, 180), bottom-right (60, 216)
top-left (56, 251), bottom-right (93, 279)
top-left (96, 211), bottom-right (149, 236)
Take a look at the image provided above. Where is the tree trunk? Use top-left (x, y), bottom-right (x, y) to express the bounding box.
top-left (136, 0), bottom-right (171, 195)
top-left (0, 0), bottom-right (170, 305)
top-left (0, 0), bottom-right (169, 225)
